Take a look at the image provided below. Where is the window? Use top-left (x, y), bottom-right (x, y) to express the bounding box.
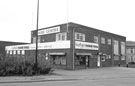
top-left (51, 56), bottom-right (66, 65)
top-left (113, 40), bottom-right (119, 55)
top-left (75, 56), bottom-right (86, 66)
top-left (32, 36), bottom-right (40, 43)
top-left (13, 51), bottom-right (16, 55)
top-left (114, 56), bottom-right (119, 60)
top-left (101, 37), bottom-right (105, 44)
top-left (56, 32), bottom-right (67, 41)
top-left (94, 36), bottom-right (98, 43)
top-left (22, 50), bottom-right (25, 55)
top-left (121, 56), bottom-right (126, 60)
top-left (10, 51), bottom-right (12, 55)
top-left (121, 42), bottom-right (125, 55)
top-left (75, 32), bottom-right (85, 41)
top-left (130, 48), bottom-right (135, 54)
top-left (17, 50), bottom-right (20, 55)
top-left (107, 39), bottom-right (111, 45)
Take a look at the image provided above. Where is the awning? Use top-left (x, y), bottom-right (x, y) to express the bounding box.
top-left (49, 52), bottom-right (66, 55)
top-left (76, 53), bottom-right (92, 56)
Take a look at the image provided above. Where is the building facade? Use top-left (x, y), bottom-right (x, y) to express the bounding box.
top-left (126, 41), bottom-right (135, 63)
top-left (5, 22), bottom-right (126, 70)
top-left (0, 41), bottom-right (28, 60)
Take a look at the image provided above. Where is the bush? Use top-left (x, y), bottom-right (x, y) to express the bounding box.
top-left (0, 57), bottom-right (52, 76)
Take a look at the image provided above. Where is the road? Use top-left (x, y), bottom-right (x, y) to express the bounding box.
top-left (0, 67), bottom-right (135, 86)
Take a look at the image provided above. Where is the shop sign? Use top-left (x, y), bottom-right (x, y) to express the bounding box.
top-left (5, 40), bottom-right (70, 50)
top-left (75, 41), bottom-right (99, 50)
top-left (38, 26), bottom-right (60, 35)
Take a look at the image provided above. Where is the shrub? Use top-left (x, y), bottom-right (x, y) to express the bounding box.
top-left (0, 57), bottom-right (52, 76)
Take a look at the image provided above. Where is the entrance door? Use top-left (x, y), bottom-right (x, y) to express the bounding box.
top-left (97, 55), bottom-right (101, 67)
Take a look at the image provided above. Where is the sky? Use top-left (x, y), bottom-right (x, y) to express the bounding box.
top-left (0, 0), bottom-right (135, 43)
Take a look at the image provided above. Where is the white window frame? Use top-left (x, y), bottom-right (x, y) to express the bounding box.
top-left (56, 32), bottom-right (67, 41)
top-left (75, 32), bottom-right (85, 41)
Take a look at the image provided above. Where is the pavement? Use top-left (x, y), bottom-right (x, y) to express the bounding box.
top-left (0, 67), bottom-right (135, 84)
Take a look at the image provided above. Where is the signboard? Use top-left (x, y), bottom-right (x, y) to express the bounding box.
top-left (38, 26), bottom-right (60, 35)
top-left (5, 40), bottom-right (70, 50)
top-left (75, 41), bottom-right (99, 50)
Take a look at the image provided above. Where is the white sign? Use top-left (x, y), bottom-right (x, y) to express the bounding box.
top-left (5, 40), bottom-right (70, 50)
top-left (75, 41), bottom-right (99, 50)
top-left (38, 26), bottom-right (60, 35)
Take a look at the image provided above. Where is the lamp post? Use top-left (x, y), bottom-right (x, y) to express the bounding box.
top-left (35, 0), bottom-right (39, 72)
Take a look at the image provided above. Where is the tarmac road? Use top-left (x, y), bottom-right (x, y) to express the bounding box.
top-left (0, 67), bottom-right (135, 86)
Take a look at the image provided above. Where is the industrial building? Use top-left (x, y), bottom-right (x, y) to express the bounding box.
top-left (5, 22), bottom-right (126, 70)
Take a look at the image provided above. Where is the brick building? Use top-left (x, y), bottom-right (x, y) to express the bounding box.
top-left (5, 22), bottom-right (126, 70)
top-left (0, 41), bottom-right (28, 60)
top-left (126, 41), bottom-right (135, 63)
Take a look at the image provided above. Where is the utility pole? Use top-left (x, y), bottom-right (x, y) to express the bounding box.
top-left (35, 0), bottom-right (39, 72)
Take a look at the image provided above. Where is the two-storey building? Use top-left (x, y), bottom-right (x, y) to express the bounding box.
top-left (5, 22), bottom-right (126, 70)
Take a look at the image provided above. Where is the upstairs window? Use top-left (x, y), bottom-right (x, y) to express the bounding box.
top-left (56, 32), bottom-right (67, 41)
top-left (101, 37), bottom-right (105, 44)
top-left (107, 39), bottom-right (111, 45)
top-left (32, 36), bottom-right (40, 43)
top-left (94, 36), bottom-right (98, 43)
top-left (75, 32), bottom-right (85, 41)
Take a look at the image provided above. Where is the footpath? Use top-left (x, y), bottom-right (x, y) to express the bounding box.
top-left (0, 67), bottom-right (135, 83)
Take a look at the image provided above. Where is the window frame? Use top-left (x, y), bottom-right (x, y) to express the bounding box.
top-left (101, 37), bottom-right (105, 44)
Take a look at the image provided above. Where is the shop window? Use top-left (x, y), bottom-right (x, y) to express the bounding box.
top-left (94, 36), bottom-right (98, 43)
top-left (75, 56), bottom-right (86, 66)
top-left (101, 37), bottom-right (105, 44)
top-left (75, 32), bottom-right (85, 41)
top-left (51, 56), bottom-right (66, 65)
top-left (107, 39), bottom-right (111, 45)
top-left (22, 50), bottom-right (25, 55)
top-left (56, 32), bottom-right (67, 41)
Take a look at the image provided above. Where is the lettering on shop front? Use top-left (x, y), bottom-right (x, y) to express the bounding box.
top-left (75, 41), bottom-right (99, 50)
top-left (38, 26), bottom-right (60, 35)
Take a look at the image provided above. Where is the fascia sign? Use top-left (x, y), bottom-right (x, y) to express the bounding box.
top-left (38, 26), bottom-right (60, 35)
top-left (75, 41), bottom-right (99, 50)
top-left (5, 40), bottom-right (70, 50)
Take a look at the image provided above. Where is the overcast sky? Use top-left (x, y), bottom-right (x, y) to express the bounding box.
top-left (0, 0), bottom-right (135, 43)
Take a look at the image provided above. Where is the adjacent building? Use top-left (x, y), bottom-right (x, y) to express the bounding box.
top-left (0, 41), bottom-right (28, 60)
top-left (126, 41), bottom-right (135, 63)
top-left (5, 22), bottom-right (126, 70)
